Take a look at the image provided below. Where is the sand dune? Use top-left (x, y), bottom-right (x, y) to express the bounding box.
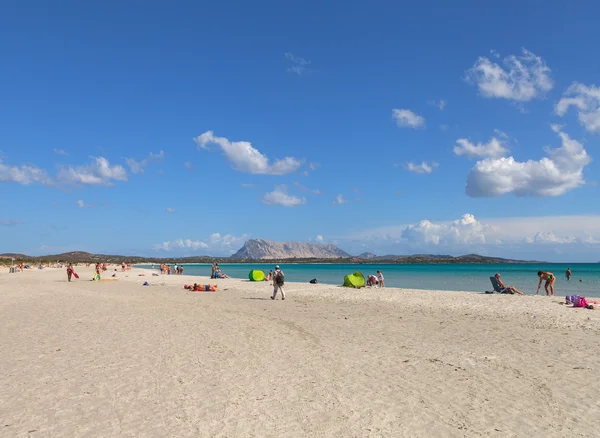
top-left (1, 266), bottom-right (599, 437)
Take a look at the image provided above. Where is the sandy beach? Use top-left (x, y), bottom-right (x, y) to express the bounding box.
top-left (1, 266), bottom-right (599, 437)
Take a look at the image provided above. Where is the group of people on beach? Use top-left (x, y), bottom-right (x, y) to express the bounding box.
top-left (159, 264), bottom-right (184, 275)
top-left (495, 268), bottom-right (578, 296)
top-left (210, 263), bottom-right (230, 279)
top-left (366, 270), bottom-right (385, 288)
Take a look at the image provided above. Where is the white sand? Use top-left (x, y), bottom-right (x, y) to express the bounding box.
top-left (1, 266), bottom-right (599, 437)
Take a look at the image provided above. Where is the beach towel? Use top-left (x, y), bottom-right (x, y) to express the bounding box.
top-left (73, 272), bottom-right (79, 279)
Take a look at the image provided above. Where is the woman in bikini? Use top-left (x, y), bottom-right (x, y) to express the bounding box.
top-left (536, 271), bottom-right (555, 296)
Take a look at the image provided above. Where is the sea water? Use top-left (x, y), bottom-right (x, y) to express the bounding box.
top-left (139, 263), bottom-right (600, 297)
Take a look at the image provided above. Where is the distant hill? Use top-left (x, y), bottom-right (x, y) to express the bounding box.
top-left (231, 239), bottom-right (350, 260)
top-left (357, 252), bottom-right (377, 260)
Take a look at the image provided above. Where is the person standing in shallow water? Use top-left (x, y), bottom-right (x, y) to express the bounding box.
top-left (377, 270), bottom-right (385, 288)
top-left (565, 268), bottom-right (572, 281)
top-left (537, 271), bottom-right (556, 296)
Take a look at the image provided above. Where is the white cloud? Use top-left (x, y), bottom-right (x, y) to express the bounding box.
top-left (184, 161), bottom-right (194, 171)
top-left (53, 148), bottom-right (68, 156)
top-left (405, 161), bottom-right (438, 174)
top-left (525, 231), bottom-right (576, 244)
top-left (57, 157), bottom-right (128, 186)
top-left (194, 131), bottom-right (303, 175)
top-left (465, 126), bottom-right (591, 197)
top-left (332, 194), bottom-right (348, 205)
top-left (555, 82), bottom-right (600, 133)
top-left (0, 159), bottom-right (54, 185)
top-left (155, 232), bottom-right (250, 255)
top-left (453, 136), bottom-right (509, 158)
top-left (262, 185), bottom-right (307, 207)
top-left (285, 52), bottom-right (312, 75)
top-left (125, 150), bottom-right (164, 174)
top-left (293, 181), bottom-right (321, 194)
top-left (76, 200), bottom-right (92, 208)
top-left (315, 235), bottom-right (324, 242)
top-left (465, 48), bottom-right (553, 102)
top-left (392, 109), bottom-right (425, 128)
top-left (0, 219), bottom-right (23, 227)
top-left (428, 99), bottom-right (447, 110)
top-left (343, 214), bottom-right (600, 261)
top-left (165, 208), bottom-right (175, 213)
top-left (309, 162), bottom-right (319, 171)
top-left (402, 214), bottom-right (488, 245)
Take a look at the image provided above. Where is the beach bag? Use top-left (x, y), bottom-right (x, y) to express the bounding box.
top-left (574, 296), bottom-right (588, 308)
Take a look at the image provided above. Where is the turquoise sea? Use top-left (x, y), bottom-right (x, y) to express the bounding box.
top-left (139, 263), bottom-right (600, 297)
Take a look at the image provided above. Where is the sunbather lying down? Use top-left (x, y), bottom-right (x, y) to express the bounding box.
top-left (185, 283), bottom-right (219, 292)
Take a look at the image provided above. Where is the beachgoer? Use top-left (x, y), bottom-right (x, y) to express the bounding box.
top-left (266, 270), bottom-right (273, 281)
top-left (67, 263), bottom-right (74, 282)
top-left (186, 283), bottom-right (218, 292)
top-left (211, 262), bottom-right (216, 279)
top-left (367, 274), bottom-right (379, 287)
top-left (537, 271), bottom-right (555, 296)
top-left (179, 265), bottom-right (184, 275)
top-left (566, 268), bottom-right (572, 281)
top-left (271, 265), bottom-right (285, 300)
top-left (494, 273), bottom-right (524, 295)
top-left (174, 264), bottom-right (178, 275)
top-left (377, 270), bottom-right (385, 288)
top-left (216, 268), bottom-right (230, 279)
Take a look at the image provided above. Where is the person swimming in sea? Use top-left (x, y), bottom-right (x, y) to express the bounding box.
top-left (536, 271), bottom-right (555, 296)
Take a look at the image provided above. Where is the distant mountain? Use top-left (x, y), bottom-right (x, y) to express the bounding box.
top-left (231, 239), bottom-right (350, 260)
top-left (357, 252), bottom-right (377, 259)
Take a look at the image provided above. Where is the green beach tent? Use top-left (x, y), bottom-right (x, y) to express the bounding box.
top-left (343, 271), bottom-right (365, 288)
top-left (248, 269), bottom-right (265, 282)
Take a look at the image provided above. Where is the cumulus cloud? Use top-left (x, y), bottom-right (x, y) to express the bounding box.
top-left (57, 157), bottom-right (128, 186)
top-left (194, 131), bottom-right (302, 175)
top-left (525, 231), bottom-right (577, 244)
top-left (0, 159), bottom-right (54, 186)
top-left (315, 235), bottom-right (324, 242)
top-left (332, 194), bottom-right (348, 205)
top-left (465, 126), bottom-right (591, 197)
top-left (53, 148), bottom-right (68, 156)
top-left (262, 185), bottom-right (307, 207)
top-left (453, 136), bottom-right (509, 158)
top-left (125, 150), bottom-right (164, 174)
top-left (555, 82), bottom-right (600, 133)
top-left (76, 200), bottom-right (92, 208)
top-left (402, 214), bottom-right (489, 245)
top-left (285, 52), bottom-right (312, 76)
top-left (405, 161), bottom-right (438, 174)
top-left (428, 99), bottom-right (447, 110)
top-left (155, 232), bottom-right (250, 255)
top-left (465, 48), bottom-right (553, 102)
top-left (0, 219), bottom-right (23, 227)
top-left (392, 109), bottom-right (425, 128)
top-left (165, 208), bottom-right (175, 213)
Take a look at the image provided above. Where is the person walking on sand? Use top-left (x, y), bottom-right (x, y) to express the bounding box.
top-left (67, 263), bottom-right (74, 282)
top-left (537, 271), bottom-right (556, 296)
top-left (565, 268), bottom-right (572, 281)
top-left (377, 270), bottom-right (385, 288)
top-left (271, 265), bottom-right (285, 300)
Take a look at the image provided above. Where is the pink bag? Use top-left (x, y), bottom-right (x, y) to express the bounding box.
top-left (574, 296), bottom-right (588, 308)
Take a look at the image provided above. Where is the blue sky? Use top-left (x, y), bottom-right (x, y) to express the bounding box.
top-left (1, 0), bottom-right (600, 261)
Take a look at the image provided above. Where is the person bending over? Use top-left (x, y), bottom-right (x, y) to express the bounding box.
top-left (537, 271), bottom-right (555, 296)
